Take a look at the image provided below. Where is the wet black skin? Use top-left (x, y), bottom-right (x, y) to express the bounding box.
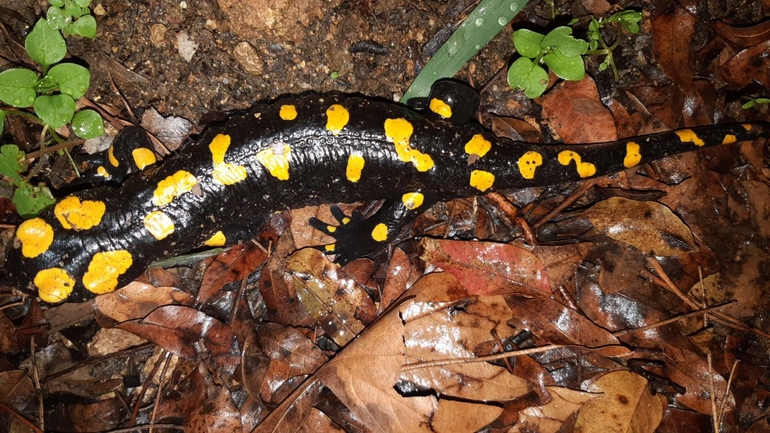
top-left (3, 82), bottom-right (769, 302)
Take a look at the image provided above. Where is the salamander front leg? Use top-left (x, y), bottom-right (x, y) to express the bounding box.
top-left (309, 192), bottom-right (436, 264)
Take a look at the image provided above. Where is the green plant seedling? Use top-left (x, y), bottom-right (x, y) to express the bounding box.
top-left (742, 97), bottom-right (770, 109)
top-left (0, 145), bottom-right (56, 217)
top-left (508, 26), bottom-right (588, 98)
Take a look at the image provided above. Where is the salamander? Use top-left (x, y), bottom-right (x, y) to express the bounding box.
top-left (3, 81), bottom-right (769, 303)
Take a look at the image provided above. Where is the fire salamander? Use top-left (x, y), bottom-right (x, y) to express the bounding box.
top-left (3, 81), bottom-right (769, 303)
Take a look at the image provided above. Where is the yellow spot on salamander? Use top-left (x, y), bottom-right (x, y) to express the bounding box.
top-left (203, 230), bottom-right (226, 247)
top-left (54, 196), bottom-right (106, 230)
top-left (742, 124), bottom-right (752, 131)
top-left (624, 141), bottom-right (642, 168)
top-left (280, 104), bottom-right (297, 121)
top-left (34, 268), bottom-right (75, 303)
top-left (144, 211), bottom-right (175, 240)
top-left (209, 134), bottom-right (248, 185)
top-left (342, 217), bottom-right (350, 224)
top-left (675, 129), bottom-right (705, 147)
top-left (517, 151), bottom-right (543, 180)
top-left (325, 243), bottom-right (336, 252)
top-left (372, 223), bottom-right (389, 242)
top-left (108, 145), bottom-right (119, 167)
top-left (558, 150), bottom-right (597, 178)
top-left (465, 134), bottom-right (492, 158)
top-left (429, 98), bottom-right (452, 119)
top-left (327, 225), bottom-right (337, 233)
top-left (470, 170), bottom-right (495, 192)
top-left (346, 153), bottom-right (365, 182)
top-left (82, 250), bottom-right (133, 295)
top-left (326, 104), bottom-right (349, 136)
top-left (132, 147), bottom-right (157, 170)
top-left (384, 118), bottom-right (435, 172)
top-left (153, 170), bottom-right (198, 207)
top-left (17, 218), bottom-right (54, 258)
top-left (256, 143), bottom-right (292, 180)
top-left (722, 134), bottom-right (737, 145)
top-left (402, 192), bottom-right (424, 210)
top-left (96, 166), bottom-right (109, 177)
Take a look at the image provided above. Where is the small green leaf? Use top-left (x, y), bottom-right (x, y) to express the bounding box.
top-left (542, 26), bottom-right (588, 58)
top-left (35, 75), bottom-right (58, 95)
top-left (25, 19), bottom-right (67, 67)
top-left (73, 0), bottom-right (91, 8)
top-left (69, 14), bottom-right (97, 38)
top-left (13, 182), bottom-right (56, 217)
top-left (0, 111), bottom-right (6, 135)
top-left (48, 63), bottom-right (90, 98)
top-left (34, 94), bottom-right (76, 129)
top-left (544, 49), bottom-right (586, 81)
top-left (46, 6), bottom-right (70, 30)
top-left (49, 0), bottom-right (65, 7)
top-left (742, 101), bottom-right (756, 109)
top-left (71, 109), bottom-right (104, 138)
top-left (0, 69), bottom-right (38, 107)
top-left (508, 57), bottom-right (549, 98)
top-left (512, 29), bottom-right (544, 59)
top-left (63, 0), bottom-right (88, 17)
top-left (0, 145), bottom-right (26, 184)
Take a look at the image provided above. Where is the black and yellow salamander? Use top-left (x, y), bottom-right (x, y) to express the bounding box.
top-left (3, 81), bottom-right (769, 303)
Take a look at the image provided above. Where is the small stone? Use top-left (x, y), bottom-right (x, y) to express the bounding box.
top-left (150, 24), bottom-right (168, 47)
top-left (176, 31), bottom-right (199, 62)
top-left (233, 41), bottom-right (264, 76)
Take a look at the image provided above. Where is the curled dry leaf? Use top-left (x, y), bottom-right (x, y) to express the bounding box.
top-left (714, 18), bottom-right (770, 47)
top-left (583, 197), bottom-right (698, 256)
top-left (575, 370), bottom-right (666, 433)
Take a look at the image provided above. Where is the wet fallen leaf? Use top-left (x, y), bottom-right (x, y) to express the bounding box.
top-left (94, 281), bottom-right (195, 325)
top-left (719, 40), bottom-right (770, 88)
top-left (575, 370), bottom-right (666, 432)
top-left (540, 78), bottom-right (617, 143)
top-left (506, 293), bottom-right (620, 348)
top-left (198, 242), bottom-right (268, 302)
top-left (715, 18), bottom-right (770, 47)
top-left (400, 274), bottom-right (530, 402)
top-left (420, 238), bottom-right (551, 295)
top-left (117, 305), bottom-right (237, 362)
top-left (431, 400), bottom-right (502, 433)
top-left (286, 248), bottom-right (376, 346)
top-left (511, 386), bottom-right (595, 433)
top-left (583, 197), bottom-right (698, 256)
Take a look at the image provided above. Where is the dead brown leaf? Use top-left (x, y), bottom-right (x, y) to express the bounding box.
top-left (583, 197), bottom-right (698, 256)
top-left (420, 238), bottom-right (551, 295)
top-left (575, 371), bottom-right (666, 433)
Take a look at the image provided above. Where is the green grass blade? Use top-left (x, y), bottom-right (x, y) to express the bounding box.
top-left (401, 0), bottom-right (530, 103)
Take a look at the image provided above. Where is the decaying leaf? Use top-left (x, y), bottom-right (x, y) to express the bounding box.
top-left (575, 371), bottom-right (666, 433)
top-left (420, 238), bottom-right (552, 295)
top-left (583, 197), bottom-right (697, 256)
top-left (511, 386), bottom-right (595, 433)
top-left (286, 248), bottom-right (375, 346)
